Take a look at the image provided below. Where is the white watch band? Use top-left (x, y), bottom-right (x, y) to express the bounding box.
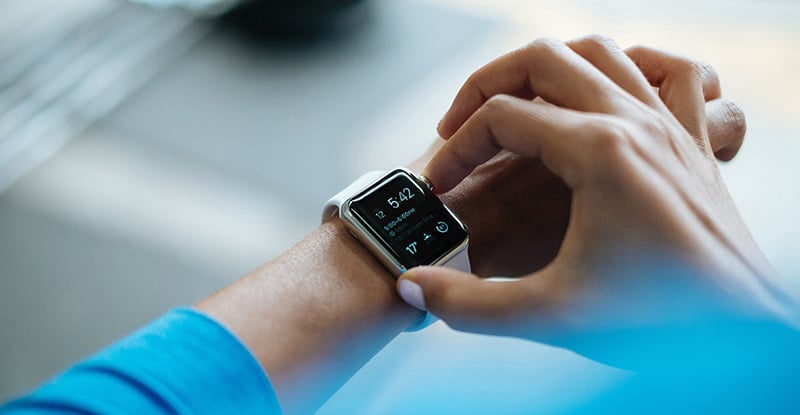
top-left (322, 171), bottom-right (385, 223)
top-left (441, 246), bottom-right (471, 273)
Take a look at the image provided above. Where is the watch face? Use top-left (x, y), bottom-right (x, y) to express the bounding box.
top-left (348, 169), bottom-right (468, 270)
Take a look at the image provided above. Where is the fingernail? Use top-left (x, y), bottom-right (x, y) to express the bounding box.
top-left (398, 279), bottom-right (427, 311)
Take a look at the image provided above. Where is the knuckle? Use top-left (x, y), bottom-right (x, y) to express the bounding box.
top-left (673, 57), bottom-right (717, 86)
top-left (672, 56), bottom-right (699, 77)
top-left (574, 33), bottom-right (620, 52)
top-left (525, 37), bottom-right (565, 58)
top-left (697, 61), bottom-right (720, 85)
top-left (588, 119), bottom-right (633, 160)
top-left (641, 112), bottom-right (674, 140)
top-left (625, 44), bottom-right (648, 56)
top-left (623, 44), bottom-right (652, 68)
top-left (482, 93), bottom-right (514, 113)
top-left (478, 94), bottom-right (517, 153)
top-left (720, 99), bottom-right (747, 138)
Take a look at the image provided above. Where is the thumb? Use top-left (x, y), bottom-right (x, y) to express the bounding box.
top-left (397, 266), bottom-right (544, 335)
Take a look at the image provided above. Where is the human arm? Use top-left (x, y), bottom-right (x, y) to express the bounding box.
top-left (0, 218), bottom-right (421, 415)
top-left (2, 34), bottom-right (757, 415)
top-left (194, 217), bottom-right (421, 414)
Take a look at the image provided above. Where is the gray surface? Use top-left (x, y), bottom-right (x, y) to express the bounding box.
top-left (0, 193), bottom-right (222, 395)
top-left (106, 0), bottom-right (490, 206)
top-left (0, 0), bottom-right (496, 402)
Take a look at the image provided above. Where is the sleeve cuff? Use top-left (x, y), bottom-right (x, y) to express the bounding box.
top-left (4, 307), bottom-right (282, 414)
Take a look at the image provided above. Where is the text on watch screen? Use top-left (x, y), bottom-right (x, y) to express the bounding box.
top-left (349, 171), bottom-right (467, 269)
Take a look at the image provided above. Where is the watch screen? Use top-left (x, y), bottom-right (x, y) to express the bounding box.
top-left (349, 170), bottom-right (468, 269)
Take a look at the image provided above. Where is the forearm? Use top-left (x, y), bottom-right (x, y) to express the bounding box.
top-left (196, 218), bottom-right (421, 414)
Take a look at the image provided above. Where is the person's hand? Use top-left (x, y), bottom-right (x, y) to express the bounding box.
top-left (397, 36), bottom-right (799, 368)
top-left (406, 37), bottom-right (750, 280)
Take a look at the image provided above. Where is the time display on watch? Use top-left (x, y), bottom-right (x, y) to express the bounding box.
top-left (349, 170), bottom-right (468, 269)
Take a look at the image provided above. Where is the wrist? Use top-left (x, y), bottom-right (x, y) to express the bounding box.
top-left (312, 217), bottom-right (424, 328)
top-left (198, 218), bottom-right (421, 413)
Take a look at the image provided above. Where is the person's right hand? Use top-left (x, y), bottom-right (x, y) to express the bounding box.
top-left (409, 39), bottom-right (749, 280)
top-left (396, 36), bottom-right (799, 368)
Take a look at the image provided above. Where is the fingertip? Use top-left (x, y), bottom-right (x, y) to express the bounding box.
top-left (397, 278), bottom-right (427, 311)
top-left (401, 267), bottom-right (465, 330)
top-left (437, 113), bottom-right (458, 140)
top-left (399, 265), bottom-right (439, 286)
top-left (397, 266), bottom-right (449, 311)
top-left (436, 116), bottom-right (448, 138)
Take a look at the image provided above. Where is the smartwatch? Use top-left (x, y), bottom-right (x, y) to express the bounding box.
top-left (322, 168), bottom-right (471, 330)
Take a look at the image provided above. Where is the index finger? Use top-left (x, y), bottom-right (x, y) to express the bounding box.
top-left (438, 38), bottom-right (628, 139)
top-left (425, 95), bottom-right (597, 193)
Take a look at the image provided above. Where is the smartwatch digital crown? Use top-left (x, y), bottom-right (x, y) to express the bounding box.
top-left (322, 168), bottom-right (471, 330)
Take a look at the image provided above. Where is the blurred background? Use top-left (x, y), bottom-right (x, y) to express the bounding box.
top-left (1, 0), bottom-right (798, 412)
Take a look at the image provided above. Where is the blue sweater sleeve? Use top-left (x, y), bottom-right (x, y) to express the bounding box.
top-left (2, 307), bottom-right (282, 414)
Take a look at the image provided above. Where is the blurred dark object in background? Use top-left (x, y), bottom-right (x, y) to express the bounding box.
top-left (223, 0), bottom-right (370, 37)
top-left (131, 0), bottom-right (371, 37)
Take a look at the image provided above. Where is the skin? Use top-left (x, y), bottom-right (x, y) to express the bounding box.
top-left (199, 218), bottom-right (417, 414)
top-left (399, 35), bottom-right (800, 368)
top-left (197, 35), bottom-right (773, 414)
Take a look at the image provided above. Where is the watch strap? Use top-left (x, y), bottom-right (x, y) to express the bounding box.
top-left (322, 171), bottom-right (385, 223)
top-left (441, 244), bottom-right (470, 273)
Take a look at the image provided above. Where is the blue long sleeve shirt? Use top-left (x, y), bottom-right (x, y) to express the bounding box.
top-left (1, 308), bottom-right (282, 414)
top-left (4, 306), bottom-right (800, 414)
